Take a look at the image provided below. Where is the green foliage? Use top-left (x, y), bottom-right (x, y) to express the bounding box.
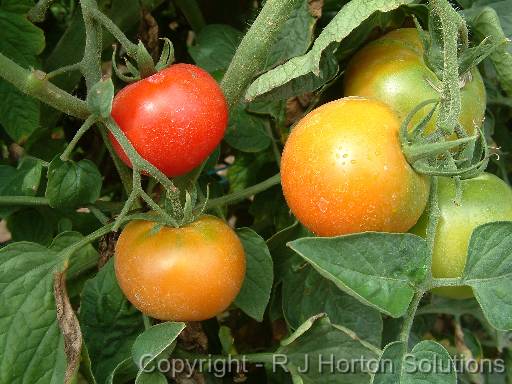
top-left (0, 2), bottom-right (44, 142)
top-left (46, 157), bottom-right (102, 209)
top-left (1, 0), bottom-right (512, 383)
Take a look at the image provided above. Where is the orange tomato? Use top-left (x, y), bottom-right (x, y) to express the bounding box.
top-left (280, 97), bottom-right (430, 237)
top-left (115, 216), bottom-right (246, 321)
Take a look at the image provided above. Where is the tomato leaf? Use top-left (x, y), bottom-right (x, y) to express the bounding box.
top-left (282, 265), bottom-right (383, 347)
top-left (234, 228), bottom-right (274, 322)
top-left (464, 5), bottom-right (512, 97)
top-left (0, 233), bottom-right (98, 384)
top-left (277, 314), bottom-right (379, 383)
top-left (462, 221), bottom-right (512, 330)
top-left (45, 157), bottom-right (103, 209)
top-left (0, 158), bottom-right (43, 217)
top-left (80, 259), bottom-right (145, 384)
top-left (246, 0), bottom-right (414, 101)
top-left (0, 242), bottom-right (66, 384)
top-left (131, 322), bottom-right (185, 381)
top-left (264, 0), bottom-right (318, 70)
top-left (288, 233), bottom-right (429, 318)
top-left (372, 340), bottom-right (456, 383)
top-left (224, 104), bottom-right (272, 152)
top-left (188, 24), bottom-right (243, 74)
top-left (0, 4), bottom-right (45, 142)
top-left (7, 208), bottom-right (54, 245)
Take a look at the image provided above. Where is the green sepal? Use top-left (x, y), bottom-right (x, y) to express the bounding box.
top-left (86, 78), bottom-right (115, 118)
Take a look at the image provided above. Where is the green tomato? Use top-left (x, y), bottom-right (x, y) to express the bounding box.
top-left (411, 173), bottom-right (512, 299)
top-left (344, 28), bottom-right (486, 137)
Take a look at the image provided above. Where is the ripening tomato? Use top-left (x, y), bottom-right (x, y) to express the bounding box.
top-left (280, 97), bottom-right (430, 237)
top-left (344, 28), bottom-right (486, 136)
top-left (114, 216), bottom-right (246, 321)
top-left (411, 173), bottom-right (512, 299)
top-left (110, 64), bottom-right (228, 177)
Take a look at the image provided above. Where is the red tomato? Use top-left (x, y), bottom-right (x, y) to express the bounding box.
top-left (110, 64), bottom-right (228, 177)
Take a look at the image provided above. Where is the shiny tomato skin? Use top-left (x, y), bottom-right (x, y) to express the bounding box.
top-left (114, 216), bottom-right (246, 321)
top-left (110, 64), bottom-right (228, 177)
top-left (280, 97), bottom-right (430, 237)
top-left (411, 173), bottom-right (512, 299)
top-left (344, 28), bottom-right (486, 136)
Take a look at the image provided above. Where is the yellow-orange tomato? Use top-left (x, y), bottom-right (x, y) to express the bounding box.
top-left (114, 216), bottom-right (246, 321)
top-left (344, 28), bottom-right (486, 136)
top-left (280, 97), bottom-right (430, 237)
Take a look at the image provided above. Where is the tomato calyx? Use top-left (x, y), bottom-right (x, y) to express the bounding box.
top-left (400, 98), bottom-right (489, 179)
top-left (112, 38), bottom-right (175, 82)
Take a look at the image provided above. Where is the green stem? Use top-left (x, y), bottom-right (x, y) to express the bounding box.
top-left (80, 0), bottom-right (103, 89)
top-left (87, 204), bottom-right (110, 225)
top-left (173, 348), bottom-right (276, 365)
top-left (98, 128), bottom-right (134, 196)
top-left (266, 124), bottom-right (282, 167)
top-left (220, 0), bottom-right (301, 108)
top-left (87, 7), bottom-right (138, 57)
top-left (28, 0), bottom-right (56, 22)
top-left (431, 278), bottom-right (464, 288)
top-left (61, 115), bottom-right (98, 161)
top-left (0, 54), bottom-right (89, 119)
top-left (142, 314), bottom-right (152, 330)
top-left (46, 62), bottom-right (83, 80)
top-left (399, 291), bottom-right (424, 346)
top-left (174, 0), bottom-right (206, 32)
top-left (0, 195), bottom-right (50, 206)
top-left (205, 173), bottom-right (281, 211)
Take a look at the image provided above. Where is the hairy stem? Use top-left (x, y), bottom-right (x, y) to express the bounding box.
top-left (61, 115), bottom-right (98, 161)
top-left (80, 0), bottom-right (103, 89)
top-left (220, 0), bottom-right (301, 108)
top-left (28, 0), bottom-right (57, 22)
top-left (399, 291), bottom-right (424, 346)
top-left (0, 54), bottom-right (89, 119)
top-left (87, 7), bottom-right (138, 57)
top-left (0, 195), bottom-right (50, 206)
top-left (205, 173), bottom-right (281, 210)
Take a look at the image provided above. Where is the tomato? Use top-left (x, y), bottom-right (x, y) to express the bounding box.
top-left (114, 216), bottom-right (246, 321)
top-left (411, 173), bottom-right (512, 299)
top-left (110, 64), bottom-right (228, 177)
top-left (344, 28), bottom-right (486, 136)
top-left (280, 97), bottom-right (430, 237)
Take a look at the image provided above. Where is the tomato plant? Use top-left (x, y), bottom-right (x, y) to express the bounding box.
top-left (344, 28), bottom-right (487, 136)
top-left (281, 97), bottom-right (430, 236)
top-left (110, 64), bottom-right (228, 177)
top-left (412, 173), bottom-right (512, 299)
top-left (1, 0), bottom-right (512, 383)
top-left (115, 215), bottom-right (246, 321)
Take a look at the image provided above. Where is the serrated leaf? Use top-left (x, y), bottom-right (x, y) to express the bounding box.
top-left (277, 315), bottom-right (379, 384)
top-left (461, 221), bottom-right (512, 330)
top-left (224, 104), bottom-right (272, 152)
top-left (246, 0), bottom-right (414, 101)
top-left (0, 232), bottom-right (96, 384)
top-left (288, 233), bottom-right (429, 318)
top-left (234, 228), bottom-right (274, 322)
top-left (0, 6), bottom-right (45, 141)
top-left (188, 24), bottom-right (243, 73)
top-left (46, 157), bottom-right (102, 209)
top-left (80, 259), bottom-right (145, 384)
top-left (465, 6), bottom-right (512, 96)
top-left (371, 340), bottom-right (456, 383)
top-left (264, 0), bottom-right (317, 69)
top-left (283, 265), bottom-right (383, 346)
top-left (0, 242), bottom-right (67, 384)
